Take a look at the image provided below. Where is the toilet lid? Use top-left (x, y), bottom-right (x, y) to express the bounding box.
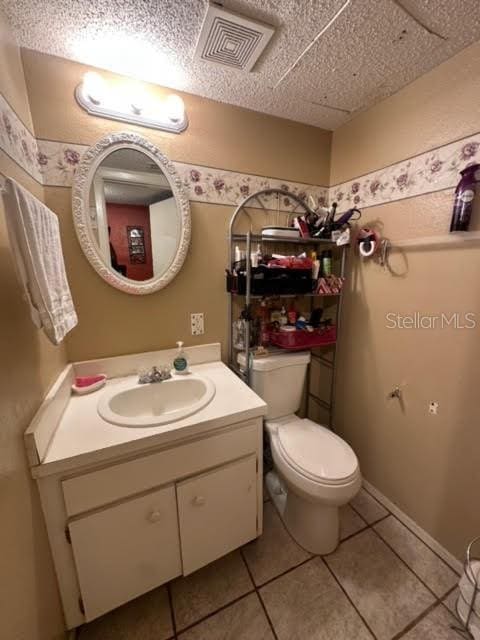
top-left (277, 418), bottom-right (358, 484)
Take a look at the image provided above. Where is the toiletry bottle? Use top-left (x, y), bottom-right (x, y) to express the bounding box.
top-left (251, 244), bottom-right (262, 268)
top-left (450, 164), bottom-right (480, 231)
top-left (321, 250), bottom-right (332, 276)
top-left (255, 244), bottom-right (262, 266)
top-left (287, 302), bottom-right (297, 325)
top-left (311, 250), bottom-right (320, 280)
top-left (233, 318), bottom-right (245, 350)
top-left (271, 307), bottom-right (282, 323)
top-left (173, 341), bottom-right (189, 374)
top-left (260, 300), bottom-right (270, 346)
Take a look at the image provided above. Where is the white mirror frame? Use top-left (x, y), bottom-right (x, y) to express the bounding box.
top-left (72, 131), bottom-right (191, 295)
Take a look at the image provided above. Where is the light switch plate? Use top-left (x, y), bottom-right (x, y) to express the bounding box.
top-left (191, 313), bottom-right (204, 336)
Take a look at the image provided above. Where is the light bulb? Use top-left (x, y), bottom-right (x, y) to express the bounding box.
top-left (165, 94), bottom-right (185, 123)
top-left (131, 100), bottom-right (143, 115)
top-left (82, 71), bottom-right (105, 105)
top-left (130, 86), bottom-right (151, 116)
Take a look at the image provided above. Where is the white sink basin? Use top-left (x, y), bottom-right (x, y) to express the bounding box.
top-left (97, 375), bottom-right (216, 427)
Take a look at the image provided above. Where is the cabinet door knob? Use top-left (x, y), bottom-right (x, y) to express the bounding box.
top-left (193, 496), bottom-right (206, 506)
top-left (148, 510), bottom-right (162, 523)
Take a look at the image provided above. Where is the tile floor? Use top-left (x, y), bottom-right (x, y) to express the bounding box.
top-left (78, 486), bottom-right (462, 640)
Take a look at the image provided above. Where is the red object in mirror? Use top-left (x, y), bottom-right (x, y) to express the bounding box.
top-left (106, 203), bottom-right (153, 280)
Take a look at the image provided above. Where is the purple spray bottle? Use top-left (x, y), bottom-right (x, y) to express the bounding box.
top-left (450, 163), bottom-right (480, 232)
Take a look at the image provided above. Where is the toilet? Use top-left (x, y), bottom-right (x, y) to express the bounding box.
top-left (242, 350), bottom-right (361, 554)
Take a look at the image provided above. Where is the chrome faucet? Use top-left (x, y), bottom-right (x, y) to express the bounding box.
top-left (138, 365), bottom-right (172, 384)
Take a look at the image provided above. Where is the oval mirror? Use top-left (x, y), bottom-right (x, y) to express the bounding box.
top-left (72, 132), bottom-right (191, 294)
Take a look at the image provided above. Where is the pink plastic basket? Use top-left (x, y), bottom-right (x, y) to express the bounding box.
top-left (269, 326), bottom-right (336, 350)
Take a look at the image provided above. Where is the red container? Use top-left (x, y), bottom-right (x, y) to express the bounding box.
top-left (269, 326), bottom-right (336, 350)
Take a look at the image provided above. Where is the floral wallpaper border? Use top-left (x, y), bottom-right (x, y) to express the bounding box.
top-left (2, 88), bottom-right (480, 213)
top-left (0, 93), bottom-right (42, 182)
top-left (36, 139), bottom-right (86, 186)
top-left (174, 161), bottom-right (329, 210)
top-left (36, 139), bottom-right (329, 211)
top-left (331, 135), bottom-right (480, 212)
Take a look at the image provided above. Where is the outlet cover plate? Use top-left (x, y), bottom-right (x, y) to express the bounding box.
top-left (429, 401), bottom-right (439, 415)
top-left (191, 313), bottom-right (204, 336)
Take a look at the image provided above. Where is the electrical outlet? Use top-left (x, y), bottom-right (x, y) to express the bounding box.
top-left (429, 401), bottom-right (439, 415)
top-left (191, 313), bottom-right (204, 336)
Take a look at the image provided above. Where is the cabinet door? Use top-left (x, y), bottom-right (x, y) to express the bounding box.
top-left (69, 485), bottom-right (181, 621)
top-left (177, 455), bottom-right (257, 575)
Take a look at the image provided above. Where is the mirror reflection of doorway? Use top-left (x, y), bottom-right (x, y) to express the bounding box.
top-left (90, 148), bottom-right (179, 282)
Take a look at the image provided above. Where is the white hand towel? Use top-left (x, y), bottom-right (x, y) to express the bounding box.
top-left (2, 177), bottom-right (78, 345)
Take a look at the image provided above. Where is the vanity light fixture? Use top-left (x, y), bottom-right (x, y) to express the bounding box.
top-left (75, 72), bottom-right (188, 133)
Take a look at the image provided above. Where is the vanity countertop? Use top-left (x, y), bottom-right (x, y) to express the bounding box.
top-left (34, 360), bottom-right (266, 477)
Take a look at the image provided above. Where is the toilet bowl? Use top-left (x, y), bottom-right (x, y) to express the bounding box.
top-left (239, 350), bottom-right (361, 554)
top-left (266, 415), bottom-right (361, 554)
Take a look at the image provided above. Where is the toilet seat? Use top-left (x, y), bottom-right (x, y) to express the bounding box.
top-left (268, 415), bottom-right (359, 486)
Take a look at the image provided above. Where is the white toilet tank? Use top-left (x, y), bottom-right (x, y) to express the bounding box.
top-left (239, 351), bottom-right (311, 419)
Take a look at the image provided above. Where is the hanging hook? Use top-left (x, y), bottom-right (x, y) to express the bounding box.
top-left (388, 386), bottom-right (402, 399)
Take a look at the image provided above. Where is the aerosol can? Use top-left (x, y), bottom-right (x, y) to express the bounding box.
top-left (450, 163), bottom-right (480, 232)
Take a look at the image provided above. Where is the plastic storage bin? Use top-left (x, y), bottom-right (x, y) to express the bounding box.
top-left (269, 326), bottom-right (336, 350)
top-left (226, 265), bottom-right (313, 296)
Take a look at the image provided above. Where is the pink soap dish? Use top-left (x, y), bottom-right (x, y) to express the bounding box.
top-left (72, 374), bottom-right (107, 395)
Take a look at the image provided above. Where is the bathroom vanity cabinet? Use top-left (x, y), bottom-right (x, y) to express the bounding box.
top-left (37, 417), bottom-right (262, 627)
top-left (25, 345), bottom-right (266, 630)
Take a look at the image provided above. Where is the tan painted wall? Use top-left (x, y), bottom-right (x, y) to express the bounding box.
top-left (331, 43), bottom-right (480, 559)
top-left (22, 51), bottom-right (331, 186)
top-left (0, 14), bottom-right (34, 131)
top-left (47, 186), bottom-right (231, 362)
top-left (0, 12), bottom-right (66, 640)
top-left (21, 51), bottom-right (332, 362)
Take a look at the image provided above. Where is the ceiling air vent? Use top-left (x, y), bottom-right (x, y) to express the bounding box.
top-left (194, 4), bottom-right (275, 72)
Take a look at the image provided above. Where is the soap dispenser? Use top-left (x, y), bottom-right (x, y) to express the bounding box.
top-left (173, 341), bottom-right (189, 375)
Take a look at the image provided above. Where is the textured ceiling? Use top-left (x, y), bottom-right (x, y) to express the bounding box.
top-left (99, 150), bottom-right (172, 205)
top-left (3, 0), bottom-right (480, 130)
top-left (102, 149), bottom-right (165, 175)
top-left (104, 182), bottom-right (172, 206)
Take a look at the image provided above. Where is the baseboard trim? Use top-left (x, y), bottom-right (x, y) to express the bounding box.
top-left (362, 480), bottom-right (463, 575)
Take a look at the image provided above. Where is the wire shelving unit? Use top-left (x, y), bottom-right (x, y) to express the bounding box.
top-left (227, 188), bottom-right (348, 429)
